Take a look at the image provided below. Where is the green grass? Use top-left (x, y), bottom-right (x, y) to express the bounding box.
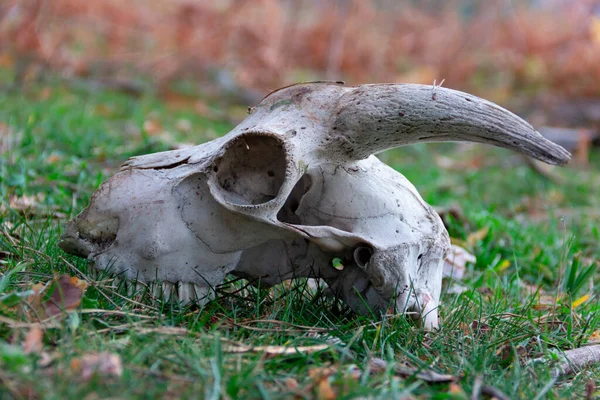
top-left (1, 73), bottom-right (599, 399)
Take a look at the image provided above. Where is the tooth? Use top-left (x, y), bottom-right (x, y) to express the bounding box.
top-left (195, 285), bottom-right (214, 306)
top-left (126, 281), bottom-right (135, 296)
top-left (112, 276), bottom-right (122, 289)
top-left (178, 282), bottom-right (193, 304)
top-left (162, 281), bottom-right (174, 300)
top-left (135, 281), bottom-right (146, 294)
top-left (151, 282), bottom-right (162, 298)
top-left (194, 284), bottom-right (209, 302)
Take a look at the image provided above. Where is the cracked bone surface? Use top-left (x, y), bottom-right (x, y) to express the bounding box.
top-left (60, 82), bottom-right (570, 329)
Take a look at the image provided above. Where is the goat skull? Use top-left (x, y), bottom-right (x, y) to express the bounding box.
top-left (60, 82), bottom-right (570, 329)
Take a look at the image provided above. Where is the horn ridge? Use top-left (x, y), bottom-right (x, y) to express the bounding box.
top-left (329, 84), bottom-right (571, 165)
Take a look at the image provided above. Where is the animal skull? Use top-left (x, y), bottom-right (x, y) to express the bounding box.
top-left (60, 82), bottom-right (570, 329)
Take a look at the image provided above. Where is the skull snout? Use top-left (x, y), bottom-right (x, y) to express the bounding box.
top-left (340, 243), bottom-right (443, 318)
top-left (59, 209), bottom-right (120, 258)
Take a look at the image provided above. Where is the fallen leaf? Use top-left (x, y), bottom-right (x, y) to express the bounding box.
top-left (28, 275), bottom-right (88, 319)
top-left (448, 382), bottom-right (468, 398)
top-left (175, 118), bottom-right (192, 133)
top-left (572, 294), bottom-right (591, 309)
top-left (443, 244), bottom-right (476, 281)
top-left (284, 377), bottom-right (298, 390)
top-left (71, 352), bottom-right (123, 381)
top-left (309, 366), bottom-right (338, 400)
top-left (143, 119), bottom-right (163, 135)
top-left (466, 227), bottom-right (489, 247)
top-left (496, 344), bottom-right (527, 365)
top-left (459, 322), bottom-right (471, 335)
top-left (496, 259), bottom-right (511, 273)
top-left (470, 320), bottom-right (491, 335)
top-left (2, 194), bottom-right (44, 214)
top-left (308, 365), bottom-right (337, 380)
top-left (44, 275), bottom-right (88, 317)
top-left (22, 326), bottom-right (43, 354)
top-left (46, 153), bottom-right (62, 164)
top-left (589, 330), bottom-right (600, 345)
top-left (317, 378), bottom-right (336, 400)
top-left (37, 351), bottom-right (55, 368)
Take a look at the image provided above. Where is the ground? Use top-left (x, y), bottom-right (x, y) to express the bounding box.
top-left (0, 72), bottom-right (599, 399)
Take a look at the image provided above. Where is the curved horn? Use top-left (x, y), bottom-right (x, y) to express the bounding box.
top-left (326, 84), bottom-right (570, 165)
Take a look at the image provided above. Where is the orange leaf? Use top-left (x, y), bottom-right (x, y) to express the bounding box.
top-left (467, 227), bottom-right (489, 247)
top-left (71, 352), bottom-right (123, 381)
top-left (22, 326), bottom-right (43, 354)
top-left (27, 275), bottom-right (89, 319)
top-left (43, 275), bottom-right (88, 317)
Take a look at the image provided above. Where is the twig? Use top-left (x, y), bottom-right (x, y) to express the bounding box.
top-left (481, 385), bottom-right (511, 400)
top-left (431, 79), bottom-right (445, 100)
top-left (94, 320), bottom-right (149, 334)
top-left (79, 309), bottom-right (155, 319)
top-left (471, 375), bottom-right (483, 400)
top-left (134, 326), bottom-right (191, 335)
top-left (129, 366), bottom-right (196, 383)
top-left (532, 345), bottom-right (600, 379)
top-left (0, 315), bottom-right (60, 329)
top-left (233, 318), bottom-right (330, 332)
top-left (394, 365), bottom-right (456, 383)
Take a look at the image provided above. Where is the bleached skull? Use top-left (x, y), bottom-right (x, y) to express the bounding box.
top-left (60, 82), bottom-right (569, 329)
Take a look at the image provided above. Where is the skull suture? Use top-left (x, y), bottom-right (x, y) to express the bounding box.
top-left (60, 82), bottom-right (570, 329)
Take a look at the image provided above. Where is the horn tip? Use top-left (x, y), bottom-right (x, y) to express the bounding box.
top-left (543, 146), bottom-right (571, 166)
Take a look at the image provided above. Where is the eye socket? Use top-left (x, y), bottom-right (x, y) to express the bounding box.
top-left (353, 246), bottom-right (373, 269)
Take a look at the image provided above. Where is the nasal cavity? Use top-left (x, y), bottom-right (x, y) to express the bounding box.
top-left (214, 135), bottom-right (287, 205)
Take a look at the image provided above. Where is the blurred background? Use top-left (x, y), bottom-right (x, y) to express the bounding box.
top-left (1, 1), bottom-right (599, 95)
top-left (1, 0), bottom-right (600, 160)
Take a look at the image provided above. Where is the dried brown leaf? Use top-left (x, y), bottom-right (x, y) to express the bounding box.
top-left (308, 366), bottom-right (338, 400)
top-left (43, 275), bottom-right (88, 317)
top-left (466, 227), bottom-right (489, 248)
top-left (496, 344), bottom-right (527, 365)
top-left (27, 275), bottom-right (88, 319)
top-left (589, 330), bottom-right (600, 345)
top-left (459, 322), bottom-right (471, 335)
top-left (70, 352), bottom-right (123, 381)
top-left (448, 382), bottom-right (468, 398)
top-left (143, 119), bottom-right (163, 136)
top-left (37, 351), bottom-right (55, 368)
top-left (284, 377), bottom-right (298, 390)
top-left (470, 320), bottom-right (491, 335)
top-left (3, 194), bottom-right (44, 214)
top-left (317, 378), bottom-right (337, 400)
top-left (22, 326), bottom-right (43, 354)
top-left (443, 244), bottom-right (476, 281)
